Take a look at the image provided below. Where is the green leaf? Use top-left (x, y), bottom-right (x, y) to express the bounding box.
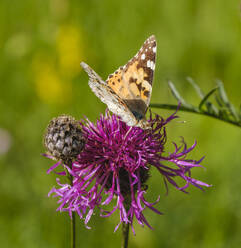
top-left (216, 80), bottom-right (239, 121)
top-left (186, 77), bottom-right (204, 98)
top-left (218, 108), bottom-right (229, 120)
top-left (205, 102), bottom-right (218, 115)
top-left (168, 81), bottom-right (193, 108)
top-left (151, 79), bottom-right (241, 128)
top-left (215, 95), bottom-right (224, 107)
top-left (217, 80), bottom-right (229, 104)
top-left (198, 87), bottom-right (218, 111)
top-left (187, 77), bottom-right (218, 114)
top-left (229, 104), bottom-right (239, 121)
top-left (168, 81), bottom-right (185, 102)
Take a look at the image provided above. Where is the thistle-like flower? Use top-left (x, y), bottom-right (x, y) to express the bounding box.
top-left (46, 110), bottom-right (210, 232)
top-left (44, 115), bottom-right (85, 166)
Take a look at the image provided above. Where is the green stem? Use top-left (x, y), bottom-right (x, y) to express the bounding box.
top-left (69, 174), bottom-right (75, 248)
top-left (150, 103), bottom-right (241, 128)
top-left (71, 211), bottom-right (76, 248)
top-left (121, 222), bottom-right (130, 248)
top-left (121, 198), bottom-right (131, 248)
top-left (64, 162), bottom-right (76, 248)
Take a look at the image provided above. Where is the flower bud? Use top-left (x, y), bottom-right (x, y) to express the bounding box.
top-left (44, 115), bottom-right (85, 163)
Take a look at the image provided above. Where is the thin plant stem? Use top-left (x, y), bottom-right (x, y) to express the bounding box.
top-left (64, 162), bottom-right (76, 248)
top-left (150, 103), bottom-right (241, 128)
top-left (69, 173), bottom-right (75, 248)
top-left (121, 222), bottom-right (130, 248)
top-left (71, 211), bottom-right (76, 248)
top-left (121, 197), bottom-right (131, 248)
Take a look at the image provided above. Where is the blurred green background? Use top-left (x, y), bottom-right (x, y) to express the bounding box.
top-left (0, 0), bottom-right (241, 247)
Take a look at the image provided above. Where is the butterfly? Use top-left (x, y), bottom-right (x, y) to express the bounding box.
top-left (80, 35), bottom-right (156, 129)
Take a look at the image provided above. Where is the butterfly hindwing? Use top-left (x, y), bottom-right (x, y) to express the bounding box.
top-left (80, 62), bottom-right (137, 126)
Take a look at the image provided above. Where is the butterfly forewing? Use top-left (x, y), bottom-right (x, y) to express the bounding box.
top-left (81, 35), bottom-right (157, 129)
top-left (106, 35), bottom-right (156, 118)
top-left (80, 62), bottom-right (137, 127)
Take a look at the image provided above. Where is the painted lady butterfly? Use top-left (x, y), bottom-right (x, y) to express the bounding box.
top-left (81, 35), bottom-right (156, 129)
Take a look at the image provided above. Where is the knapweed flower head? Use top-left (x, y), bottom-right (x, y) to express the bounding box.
top-left (44, 115), bottom-right (85, 164)
top-left (46, 110), bottom-right (210, 233)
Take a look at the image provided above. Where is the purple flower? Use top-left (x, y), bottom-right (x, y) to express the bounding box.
top-left (47, 110), bottom-right (210, 233)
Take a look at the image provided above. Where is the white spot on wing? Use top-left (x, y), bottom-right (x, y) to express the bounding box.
top-left (142, 80), bottom-right (152, 90)
top-left (146, 60), bottom-right (155, 70)
top-left (141, 54), bottom-right (145, 60)
top-left (153, 46), bottom-right (156, 53)
top-left (147, 60), bottom-right (152, 68)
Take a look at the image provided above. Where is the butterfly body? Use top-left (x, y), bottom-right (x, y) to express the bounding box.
top-left (81, 35), bottom-right (156, 129)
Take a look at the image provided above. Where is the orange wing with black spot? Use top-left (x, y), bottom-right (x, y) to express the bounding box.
top-left (106, 35), bottom-right (156, 117)
top-left (81, 35), bottom-right (157, 129)
top-left (80, 62), bottom-right (138, 127)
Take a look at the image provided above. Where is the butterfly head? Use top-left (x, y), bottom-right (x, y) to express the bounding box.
top-left (136, 118), bottom-right (152, 130)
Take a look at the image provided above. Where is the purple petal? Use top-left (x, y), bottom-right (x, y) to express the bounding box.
top-left (47, 161), bottom-right (61, 174)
